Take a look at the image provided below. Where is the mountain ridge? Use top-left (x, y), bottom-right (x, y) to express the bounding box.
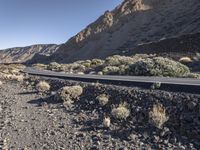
top-left (1, 0), bottom-right (200, 63)
top-left (0, 44), bottom-right (60, 63)
top-left (47, 0), bottom-right (200, 63)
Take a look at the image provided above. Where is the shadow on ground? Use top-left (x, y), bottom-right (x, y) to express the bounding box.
top-left (18, 91), bottom-right (37, 95)
top-left (27, 95), bottom-right (61, 105)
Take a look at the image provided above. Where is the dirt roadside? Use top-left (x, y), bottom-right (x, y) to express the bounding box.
top-left (0, 78), bottom-right (199, 150)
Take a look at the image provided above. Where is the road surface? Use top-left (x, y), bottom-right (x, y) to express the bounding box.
top-left (22, 67), bottom-right (200, 94)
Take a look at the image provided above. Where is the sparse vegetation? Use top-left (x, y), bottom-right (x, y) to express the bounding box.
top-left (0, 64), bottom-right (26, 82)
top-left (40, 54), bottom-right (150, 75)
top-left (112, 104), bottom-right (130, 120)
top-left (102, 66), bottom-right (120, 75)
top-left (14, 75), bottom-right (24, 82)
top-left (90, 59), bottom-right (105, 67)
top-left (151, 82), bottom-right (161, 89)
top-left (55, 85), bottom-right (83, 103)
top-left (128, 57), bottom-right (190, 77)
top-left (81, 60), bottom-right (91, 68)
top-left (47, 62), bottom-right (62, 72)
top-left (184, 73), bottom-right (200, 79)
top-left (32, 63), bottom-right (47, 69)
top-left (96, 94), bottom-right (109, 106)
top-left (105, 55), bottom-right (136, 66)
top-left (103, 117), bottom-right (111, 128)
top-left (1, 73), bottom-right (24, 82)
top-left (33, 54), bottom-right (198, 78)
top-left (149, 104), bottom-right (169, 129)
top-left (36, 81), bottom-right (50, 92)
top-left (179, 57), bottom-right (192, 64)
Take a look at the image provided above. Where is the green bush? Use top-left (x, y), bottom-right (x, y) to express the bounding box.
top-left (151, 82), bottom-right (161, 89)
top-left (91, 59), bottom-right (105, 67)
top-left (184, 73), bottom-right (200, 79)
top-left (105, 55), bottom-right (136, 66)
top-left (72, 64), bottom-right (86, 73)
top-left (102, 66), bottom-right (120, 75)
top-left (47, 62), bottom-right (61, 71)
top-left (128, 57), bottom-right (190, 77)
top-left (118, 65), bottom-right (129, 75)
top-left (82, 62), bottom-right (91, 68)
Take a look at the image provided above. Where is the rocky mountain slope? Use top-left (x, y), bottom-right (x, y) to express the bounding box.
top-left (1, 0), bottom-right (200, 64)
top-left (0, 44), bottom-right (60, 63)
top-left (122, 32), bottom-right (200, 57)
top-left (45, 0), bottom-right (200, 63)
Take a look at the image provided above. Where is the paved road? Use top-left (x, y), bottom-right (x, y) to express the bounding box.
top-left (23, 67), bottom-right (200, 87)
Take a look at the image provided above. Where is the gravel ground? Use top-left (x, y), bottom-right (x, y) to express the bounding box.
top-left (0, 78), bottom-right (200, 149)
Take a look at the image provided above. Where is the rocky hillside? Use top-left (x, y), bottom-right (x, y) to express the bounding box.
top-left (0, 44), bottom-right (60, 63)
top-left (122, 32), bottom-right (200, 57)
top-left (1, 0), bottom-right (200, 64)
top-left (44, 0), bottom-right (200, 63)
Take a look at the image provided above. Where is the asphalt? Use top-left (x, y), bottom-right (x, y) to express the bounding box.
top-left (22, 67), bottom-right (200, 94)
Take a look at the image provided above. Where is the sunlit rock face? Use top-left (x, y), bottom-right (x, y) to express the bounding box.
top-left (46, 0), bottom-right (200, 63)
top-left (2, 0), bottom-right (200, 64)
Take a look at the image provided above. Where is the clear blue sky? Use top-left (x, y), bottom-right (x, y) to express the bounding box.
top-left (0, 0), bottom-right (122, 49)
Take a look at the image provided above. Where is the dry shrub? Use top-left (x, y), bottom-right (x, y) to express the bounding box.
top-left (55, 85), bottom-right (83, 102)
top-left (103, 117), bottom-right (111, 128)
top-left (10, 69), bottom-right (20, 75)
top-left (179, 57), bottom-right (192, 63)
top-left (96, 94), bottom-right (109, 106)
top-left (2, 74), bottom-right (24, 82)
top-left (0, 64), bottom-right (26, 83)
top-left (2, 74), bottom-right (11, 80)
top-left (112, 104), bottom-right (130, 120)
top-left (36, 81), bottom-right (50, 92)
top-left (149, 104), bottom-right (169, 129)
top-left (15, 75), bottom-right (24, 82)
top-left (0, 64), bottom-right (25, 75)
top-left (32, 63), bottom-right (47, 69)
